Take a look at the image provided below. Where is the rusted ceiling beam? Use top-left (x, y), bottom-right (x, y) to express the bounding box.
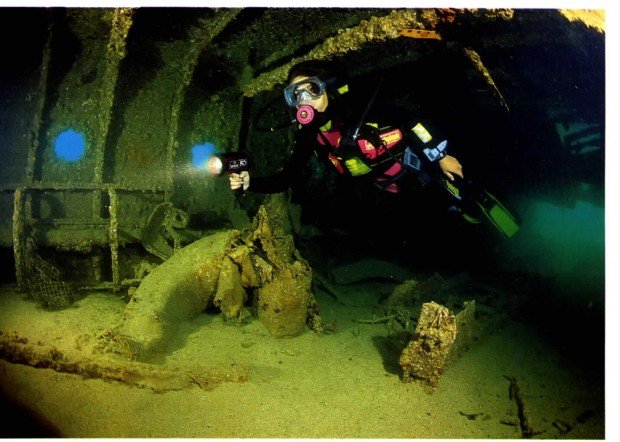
top-left (240, 8), bottom-right (515, 97)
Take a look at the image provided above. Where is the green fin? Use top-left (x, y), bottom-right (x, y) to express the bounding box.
top-left (437, 176), bottom-right (518, 236)
top-left (462, 213), bottom-right (483, 224)
top-left (475, 191), bottom-right (520, 238)
top-left (443, 178), bottom-right (460, 198)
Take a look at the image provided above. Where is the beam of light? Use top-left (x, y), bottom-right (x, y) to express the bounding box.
top-left (191, 141), bottom-right (217, 170)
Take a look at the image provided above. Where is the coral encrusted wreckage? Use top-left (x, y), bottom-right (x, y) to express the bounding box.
top-left (104, 195), bottom-right (314, 360)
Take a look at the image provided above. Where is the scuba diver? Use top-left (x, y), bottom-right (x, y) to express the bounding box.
top-left (229, 59), bottom-right (519, 238)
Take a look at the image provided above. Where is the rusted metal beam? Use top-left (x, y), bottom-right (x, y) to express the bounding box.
top-left (26, 16), bottom-right (53, 186)
top-left (92, 8), bottom-right (134, 216)
top-left (0, 331), bottom-right (249, 392)
top-left (240, 8), bottom-right (515, 97)
top-left (463, 47), bottom-right (510, 112)
top-left (108, 188), bottom-right (120, 290)
top-left (240, 9), bottom-right (423, 97)
top-left (12, 188), bottom-right (26, 291)
top-left (15, 15), bottom-right (54, 285)
top-left (0, 183), bottom-right (166, 192)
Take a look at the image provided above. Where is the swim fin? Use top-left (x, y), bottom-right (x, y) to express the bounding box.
top-left (472, 188), bottom-right (520, 238)
top-left (436, 176), bottom-right (519, 238)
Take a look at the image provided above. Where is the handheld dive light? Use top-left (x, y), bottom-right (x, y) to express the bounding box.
top-left (207, 151), bottom-right (250, 176)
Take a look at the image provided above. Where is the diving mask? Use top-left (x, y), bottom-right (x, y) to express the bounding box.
top-left (283, 76), bottom-right (326, 107)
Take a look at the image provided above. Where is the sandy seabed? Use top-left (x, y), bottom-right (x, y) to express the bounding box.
top-left (0, 278), bottom-right (606, 439)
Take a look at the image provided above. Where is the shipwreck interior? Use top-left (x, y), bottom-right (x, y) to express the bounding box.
top-left (0, 5), bottom-right (606, 401)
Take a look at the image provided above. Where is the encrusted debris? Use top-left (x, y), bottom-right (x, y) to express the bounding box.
top-left (504, 375), bottom-right (537, 438)
top-left (141, 202), bottom-right (190, 260)
top-left (399, 301), bottom-right (457, 388)
top-left (101, 194), bottom-right (314, 359)
top-left (252, 194), bottom-right (313, 338)
top-left (0, 330), bottom-right (248, 392)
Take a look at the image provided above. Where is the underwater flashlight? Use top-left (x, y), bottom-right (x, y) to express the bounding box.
top-left (296, 105), bottom-right (315, 125)
top-left (207, 151), bottom-right (250, 176)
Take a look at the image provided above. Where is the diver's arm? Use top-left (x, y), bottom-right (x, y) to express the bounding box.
top-left (368, 101), bottom-right (463, 179)
top-left (396, 113), bottom-right (464, 181)
top-left (421, 132), bottom-right (464, 180)
top-left (229, 135), bottom-right (315, 194)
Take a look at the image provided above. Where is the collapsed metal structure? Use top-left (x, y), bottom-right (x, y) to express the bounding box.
top-left (4, 9), bottom-right (244, 298)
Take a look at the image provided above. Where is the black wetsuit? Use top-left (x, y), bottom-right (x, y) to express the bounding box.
top-left (250, 102), bottom-right (448, 195)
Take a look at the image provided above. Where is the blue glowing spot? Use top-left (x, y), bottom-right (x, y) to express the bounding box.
top-left (54, 129), bottom-right (86, 162)
top-left (191, 142), bottom-right (216, 169)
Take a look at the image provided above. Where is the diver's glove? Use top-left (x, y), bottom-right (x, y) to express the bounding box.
top-left (229, 171), bottom-right (250, 191)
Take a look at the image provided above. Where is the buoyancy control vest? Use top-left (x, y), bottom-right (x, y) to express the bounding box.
top-left (315, 118), bottom-right (442, 193)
